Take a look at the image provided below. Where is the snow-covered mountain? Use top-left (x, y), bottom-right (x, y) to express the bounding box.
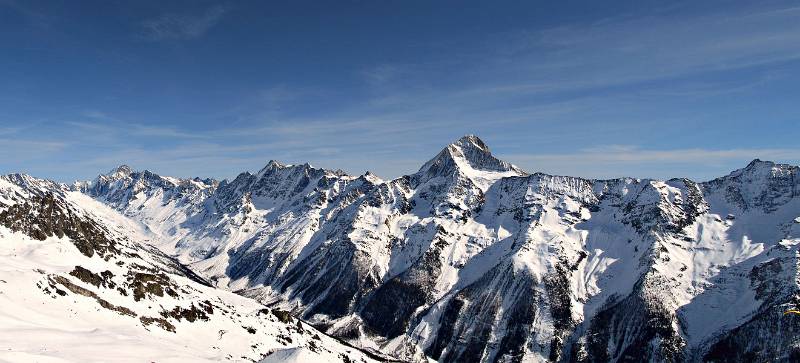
top-left (0, 173), bottom-right (380, 362)
top-left (7, 135), bottom-right (799, 362)
top-left (78, 136), bottom-right (800, 362)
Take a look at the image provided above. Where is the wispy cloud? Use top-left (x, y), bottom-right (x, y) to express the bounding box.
top-left (0, 138), bottom-right (68, 163)
top-left (129, 124), bottom-right (210, 139)
top-left (325, 3), bottom-right (800, 154)
top-left (513, 145), bottom-right (800, 164)
top-left (0, 126), bottom-right (22, 135)
top-left (5, 113), bottom-right (798, 184)
top-left (468, 3), bottom-right (800, 96)
top-left (360, 64), bottom-right (407, 86)
top-left (70, 117), bottom-right (209, 140)
top-left (356, 3), bottom-right (800, 104)
top-left (140, 5), bottom-right (228, 41)
top-left (504, 145), bottom-right (800, 180)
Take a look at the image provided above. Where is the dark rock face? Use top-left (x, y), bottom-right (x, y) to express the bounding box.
top-left (703, 304), bottom-right (800, 362)
top-left (48, 275), bottom-right (136, 317)
top-left (361, 230), bottom-right (447, 338)
top-left (0, 192), bottom-right (119, 258)
top-left (361, 277), bottom-right (429, 338)
top-left (272, 309), bottom-right (294, 323)
top-left (127, 271), bottom-right (178, 301)
top-left (426, 264), bottom-right (538, 363)
top-left (702, 246), bottom-right (800, 362)
top-left (583, 276), bottom-right (685, 363)
top-left (426, 294), bottom-right (465, 361)
top-left (162, 303), bottom-right (211, 323)
top-left (281, 243), bottom-right (380, 319)
top-left (545, 262), bottom-right (577, 362)
top-left (70, 266), bottom-right (115, 288)
top-left (140, 316), bottom-right (177, 332)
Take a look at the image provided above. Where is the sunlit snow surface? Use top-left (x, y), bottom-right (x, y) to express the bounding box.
top-left (0, 178), bottom-right (377, 363)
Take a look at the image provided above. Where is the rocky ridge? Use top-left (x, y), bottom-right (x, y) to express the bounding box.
top-left (75, 136), bottom-right (800, 362)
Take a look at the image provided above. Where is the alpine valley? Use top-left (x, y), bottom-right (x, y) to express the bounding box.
top-left (3, 135), bottom-right (799, 362)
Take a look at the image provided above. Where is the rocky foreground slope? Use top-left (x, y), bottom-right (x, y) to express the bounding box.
top-left (10, 135), bottom-right (800, 362)
top-left (0, 174), bottom-right (379, 362)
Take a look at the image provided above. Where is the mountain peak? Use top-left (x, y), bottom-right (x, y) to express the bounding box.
top-left (452, 134), bottom-right (490, 153)
top-left (440, 135), bottom-right (522, 173)
top-left (745, 158), bottom-right (771, 168)
top-left (416, 135), bottom-right (526, 188)
top-left (255, 160), bottom-right (287, 176)
top-left (106, 165), bottom-right (134, 178)
top-left (255, 160), bottom-right (325, 177)
top-left (706, 159), bottom-right (799, 189)
top-left (729, 158), bottom-right (794, 178)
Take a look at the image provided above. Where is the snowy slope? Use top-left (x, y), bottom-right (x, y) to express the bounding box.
top-left (76, 136), bottom-right (800, 362)
top-left (0, 174), bottom-right (379, 363)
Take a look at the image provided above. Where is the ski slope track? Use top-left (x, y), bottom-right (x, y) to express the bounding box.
top-left (3, 135), bottom-right (799, 362)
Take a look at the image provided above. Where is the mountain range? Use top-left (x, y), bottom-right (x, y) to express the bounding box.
top-left (3, 135), bottom-right (799, 362)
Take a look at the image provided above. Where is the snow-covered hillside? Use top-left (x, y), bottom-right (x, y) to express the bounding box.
top-left (0, 174), bottom-right (379, 363)
top-left (9, 135), bottom-right (800, 362)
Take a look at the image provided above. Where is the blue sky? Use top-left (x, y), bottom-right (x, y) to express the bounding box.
top-left (1, 0), bottom-right (799, 182)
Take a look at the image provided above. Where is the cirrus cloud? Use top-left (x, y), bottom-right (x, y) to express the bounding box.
top-left (140, 5), bottom-right (228, 41)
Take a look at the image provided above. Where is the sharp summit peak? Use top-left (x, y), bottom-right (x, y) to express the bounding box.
top-left (450, 134), bottom-right (490, 152)
top-left (107, 164), bottom-right (134, 177)
top-left (418, 134), bottom-right (525, 178)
